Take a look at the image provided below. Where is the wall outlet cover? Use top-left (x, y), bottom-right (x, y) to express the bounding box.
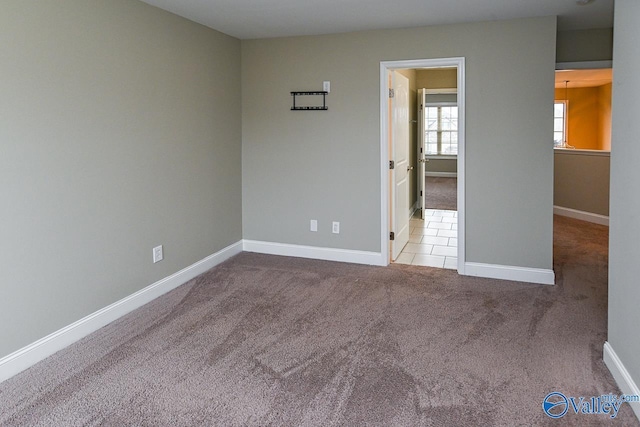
top-left (153, 245), bottom-right (163, 263)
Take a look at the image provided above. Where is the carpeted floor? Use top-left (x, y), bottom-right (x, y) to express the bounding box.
top-left (425, 177), bottom-right (456, 211)
top-left (0, 216), bottom-right (637, 426)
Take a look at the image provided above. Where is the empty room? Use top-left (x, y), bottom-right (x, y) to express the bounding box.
top-left (1, 0), bottom-right (639, 425)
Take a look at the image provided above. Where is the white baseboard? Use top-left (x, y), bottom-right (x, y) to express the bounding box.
top-left (603, 341), bottom-right (640, 421)
top-left (464, 262), bottom-right (555, 285)
top-left (0, 241), bottom-right (243, 384)
top-left (243, 240), bottom-right (386, 267)
top-left (411, 200), bottom-right (419, 213)
top-left (425, 172), bottom-right (457, 178)
top-left (554, 205), bottom-right (609, 226)
top-left (556, 60), bottom-right (613, 70)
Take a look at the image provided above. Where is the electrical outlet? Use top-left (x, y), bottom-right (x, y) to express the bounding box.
top-left (323, 81), bottom-right (330, 93)
top-left (310, 220), bottom-right (318, 232)
top-left (332, 221), bottom-right (340, 234)
top-left (153, 245), bottom-right (163, 263)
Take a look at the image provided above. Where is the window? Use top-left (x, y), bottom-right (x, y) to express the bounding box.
top-left (425, 105), bottom-right (458, 155)
top-left (554, 101), bottom-right (567, 147)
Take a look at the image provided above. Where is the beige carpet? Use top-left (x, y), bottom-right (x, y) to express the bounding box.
top-left (0, 216), bottom-right (637, 426)
top-left (425, 177), bottom-right (456, 211)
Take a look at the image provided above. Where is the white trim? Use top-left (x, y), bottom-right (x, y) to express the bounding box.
top-left (554, 148), bottom-right (610, 157)
top-left (426, 155), bottom-right (457, 160)
top-left (243, 240), bottom-right (385, 266)
top-left (381, 57), bottom-right (466, 273)
top-left (424, 101), bottom-right (457, 107)
top-left (556, 60), bottom-right (613, 70)
top-left (464, 262), bottom-right (555, 285)
top-left (0, 241), bottom-right (243, 384)
top-left (554, 206), bottom-right (609, 226)
top-left (425, 88), bottom-right (457, 94)
top-left (381, 65), bottom-right (390, 266)
top-left (425, 172), bottom-right (457, 178)
top-left (603, 342), bottom-right (640, 421)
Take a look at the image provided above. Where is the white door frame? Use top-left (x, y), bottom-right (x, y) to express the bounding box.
top-left (417, 88), bottom-right (427, 220)
top-left (380, 57), bottom-right (466, 274)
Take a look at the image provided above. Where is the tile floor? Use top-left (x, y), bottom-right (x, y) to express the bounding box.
top-left (394, 209), bottom-right (458, 269)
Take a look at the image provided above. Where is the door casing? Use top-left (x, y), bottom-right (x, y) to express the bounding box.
top-left (380, 57), bottom-right (466, 273)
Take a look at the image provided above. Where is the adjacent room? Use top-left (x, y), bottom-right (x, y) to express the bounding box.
top-left (554, 67), bottom-right (612, 226)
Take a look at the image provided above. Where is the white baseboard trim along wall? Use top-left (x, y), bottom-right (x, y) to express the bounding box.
top-left (243, 240), bottom-right (386, 266)
top-left (465, 262), bottom-right (555, 285)
top-left (0, 240), bottom-right (559, 384)
top-left (243, 241), bottom-right (555, 285)
top-left (425, 172), bottom-right (457, 178)
top-left (554, 206), bottom-right (609, 226)
top-left (0, 241), bottom-right (243, 384)
top-left (603, 342), bottom-right (640, 421)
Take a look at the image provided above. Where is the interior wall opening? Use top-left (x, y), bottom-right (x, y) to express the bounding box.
top-left (381, 58), bottom-right (465, 272)
top-left (553, 65), bottom-right (612, 227)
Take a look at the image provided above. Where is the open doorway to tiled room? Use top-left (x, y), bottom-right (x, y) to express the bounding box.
top-left (395, 209), bottom-right (457, 268)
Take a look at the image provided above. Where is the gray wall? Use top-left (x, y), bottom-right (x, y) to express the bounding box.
top-left (242, 16), bottom-right (556, 268)
top-left (554, 150), bottom-right (610, 216)
top-left (609, 0), bottom-right (640, 395)
top-left (556, 28), bottom-right (613, 63)
top-left (426, 158), bottom-right (458, 175)
top-left (0, 0), bottom-right (242, 358)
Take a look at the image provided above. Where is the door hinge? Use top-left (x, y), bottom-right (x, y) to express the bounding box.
top-left (389, 88), bottom-right (395, 98)
top-left (389, 160), bottom-right (395, 169)
top-left (390, 232), bottom-right (395, 241)
top-left (420, 191), bottom-right (423, 196)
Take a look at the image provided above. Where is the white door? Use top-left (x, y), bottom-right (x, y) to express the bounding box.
top-left (391, 71), bottom-right (411, 261)
top-left (417, 88), bottom-right (427, 220)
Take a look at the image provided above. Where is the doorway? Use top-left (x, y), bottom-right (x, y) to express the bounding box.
top-left (420, 84), bottom-right (459, 215)
top-left (553, 64), bottom-right (612, 227)
top-left (380, 58), bottom-right (466, 273)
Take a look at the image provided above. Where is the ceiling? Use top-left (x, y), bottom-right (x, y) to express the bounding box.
top-left (555, 68), bottom-right (612, 88)
top-left (139, 0), bottom-right (613, 40)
